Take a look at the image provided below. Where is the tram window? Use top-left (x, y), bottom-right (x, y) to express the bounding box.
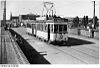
top-left (50, 24), bottom-right (53, 32)
top-left (33, 24), bottom-right (35, 29)
top-left (39, 24), bottom-right (41, 30)
top-left (37, 24), bottom-right (38, 30)
top-left (40, 24), bottom-right (42, 30)
top-left (27, 24), bottom-right (31, 28)
top-left (37, 24), bottom-right (39, 30)
top-left (45, 24), bottom-right (47, 31)
top-left (27, 24), bottom-right (29, 27)
top-left (59, 25), bottom-right (63, 32)
top-left (38, 24), bottom-right (40, 30)
top-left (54, 24), bottom-right (58, 33)
top-left (30, 24), bottom-right (32, 28)
top-left (43, 24), bottom-right (45, 31)
top-left (38, 24), bottom-right (39, 30)
top-left (32, 24), bottom-right (34, 28)
top-left (41, 24), bottom-right (43, 31)
top-left (64, 25), bottom-right (67, 31)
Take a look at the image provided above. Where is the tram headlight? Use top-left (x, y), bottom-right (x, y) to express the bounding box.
top-left (59, 34), bottom-right (63, 39)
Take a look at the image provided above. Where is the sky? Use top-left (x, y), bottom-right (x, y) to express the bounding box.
top-left (0, 0), bottom-right (99, 20)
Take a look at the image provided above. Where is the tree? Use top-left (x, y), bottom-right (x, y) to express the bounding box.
top-left (82, 16), bottom-right (88, 28)
top-left (82, 16), bottom-right (85, 27)
top-left (85, 16), bottom-right (88, 27)
top-left (73, 16), bottom-right (79, 27)
top-left (94, 16), bottom-right (99, 28)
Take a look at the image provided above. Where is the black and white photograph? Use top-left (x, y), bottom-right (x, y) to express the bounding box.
top-left (0, 0), bottom-right (99, 66)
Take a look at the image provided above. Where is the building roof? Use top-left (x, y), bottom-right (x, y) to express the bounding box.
top-left (20, 14), bottom-right (40, 20)
top-left (11, 16), bottom-right (19, 20)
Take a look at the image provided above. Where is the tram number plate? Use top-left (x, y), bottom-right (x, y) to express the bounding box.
top-left (59, 34), bottom-right (63, 39)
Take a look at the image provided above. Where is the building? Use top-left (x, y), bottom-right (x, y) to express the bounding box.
top-left (19, 14), bottom-right (40, 25)
top-left (10, 13), bottom-right (19, 27)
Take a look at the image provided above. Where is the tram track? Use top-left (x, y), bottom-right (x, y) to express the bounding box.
top-left (8, 31), bottom-right (23, 64)
top-left (70, 46), bottom-right (99, 59)
top-left (7, 31), bottom-right (29, 64)
top-left (48, 44), bottom-right (98, 64)
top-left (46, 43), bottom-right (88, 64)
top-left (78, 45), bottom-right (99, 52)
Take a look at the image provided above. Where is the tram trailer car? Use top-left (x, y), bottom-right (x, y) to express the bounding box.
top-left (26, 18), bottom-right (68, 43)
top-left (26, 23), bottom-right (33, 34)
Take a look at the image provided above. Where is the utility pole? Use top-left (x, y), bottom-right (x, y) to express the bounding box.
top-left (92, 1), bottom-right (96, 28)
top-left (93, 1), bottom-right (95, 18)
top-left (10, 12), bottom-right (12, 20)
top-left (3, 0), bottom-right (6, 27)
top-left (90, 1), bottom-right (96, 38)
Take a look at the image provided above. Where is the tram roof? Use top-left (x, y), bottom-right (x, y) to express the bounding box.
top-left (30, 20), bottom-right (68, 24)
top-left (26, 20), bottom-right (36, 24)
top-left (35, 20), bottom-right (68, 23)
top-left (27, 18), bottom-right (68, 24)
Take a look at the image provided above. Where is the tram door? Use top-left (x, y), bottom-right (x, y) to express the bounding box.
top-left (32, 24), bottom-right (34, 35)
top-left (34, 24), bottom-right (36, 36)
top-left (32, 24), bottom-right (36, 35)
top-left (48, 24), bottom-right (50, 41)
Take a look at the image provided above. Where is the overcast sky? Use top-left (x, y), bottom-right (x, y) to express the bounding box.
top-left (0, 0), bottom-right (99, 20)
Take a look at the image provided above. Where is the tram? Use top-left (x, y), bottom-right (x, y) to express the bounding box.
top-left (26, 16), bottom-right (68, 43)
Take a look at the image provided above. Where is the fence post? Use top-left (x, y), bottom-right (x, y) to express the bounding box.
top-left (78, 28), bottom-right (81, 35)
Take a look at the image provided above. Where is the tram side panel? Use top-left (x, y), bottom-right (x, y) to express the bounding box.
top-left (26, 23), bottom-right (55, 42)
top-left (50, 33), bottom-right (56, 41)
top-left (26, 23), bottom-right (68, 43)
top-left (26, 23), bottom-right (33, 34)
top-left (36, 30), bottom-right (48, 40)
top-left (55, 33), bottom-right (68, 41)
top-left (35, 24), bottom-right (55, 42)
top-left (26, 28), bottom-right (32, 34)
top-left (32, 24), bottom-right (37, 36)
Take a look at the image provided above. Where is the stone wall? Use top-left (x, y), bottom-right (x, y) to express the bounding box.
top-left (80, 30), bottom-right (90, 37)
top-left (94, 32), bottom-right (99, 39)
top-left (68, 28), bottom-right (78, 35)
top-left (68, 28), bottom-right (99, 39)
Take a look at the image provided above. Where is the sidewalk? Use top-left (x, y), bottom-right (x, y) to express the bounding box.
top-left (68, 33), bottom-right (99, 45)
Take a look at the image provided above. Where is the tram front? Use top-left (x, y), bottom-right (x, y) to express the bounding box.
top-left (54, 23), bottom-right (68, 42)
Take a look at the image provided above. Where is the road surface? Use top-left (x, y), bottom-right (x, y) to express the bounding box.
top-left (11, 27), bottom-right (99, 64)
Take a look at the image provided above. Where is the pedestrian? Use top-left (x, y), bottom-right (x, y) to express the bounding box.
top-left (89, 28), bottom-right (91, 38)
top-left (91, 29), bottom-right (94, 38)
top-left (14, 34), bottom-right (18, 41)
